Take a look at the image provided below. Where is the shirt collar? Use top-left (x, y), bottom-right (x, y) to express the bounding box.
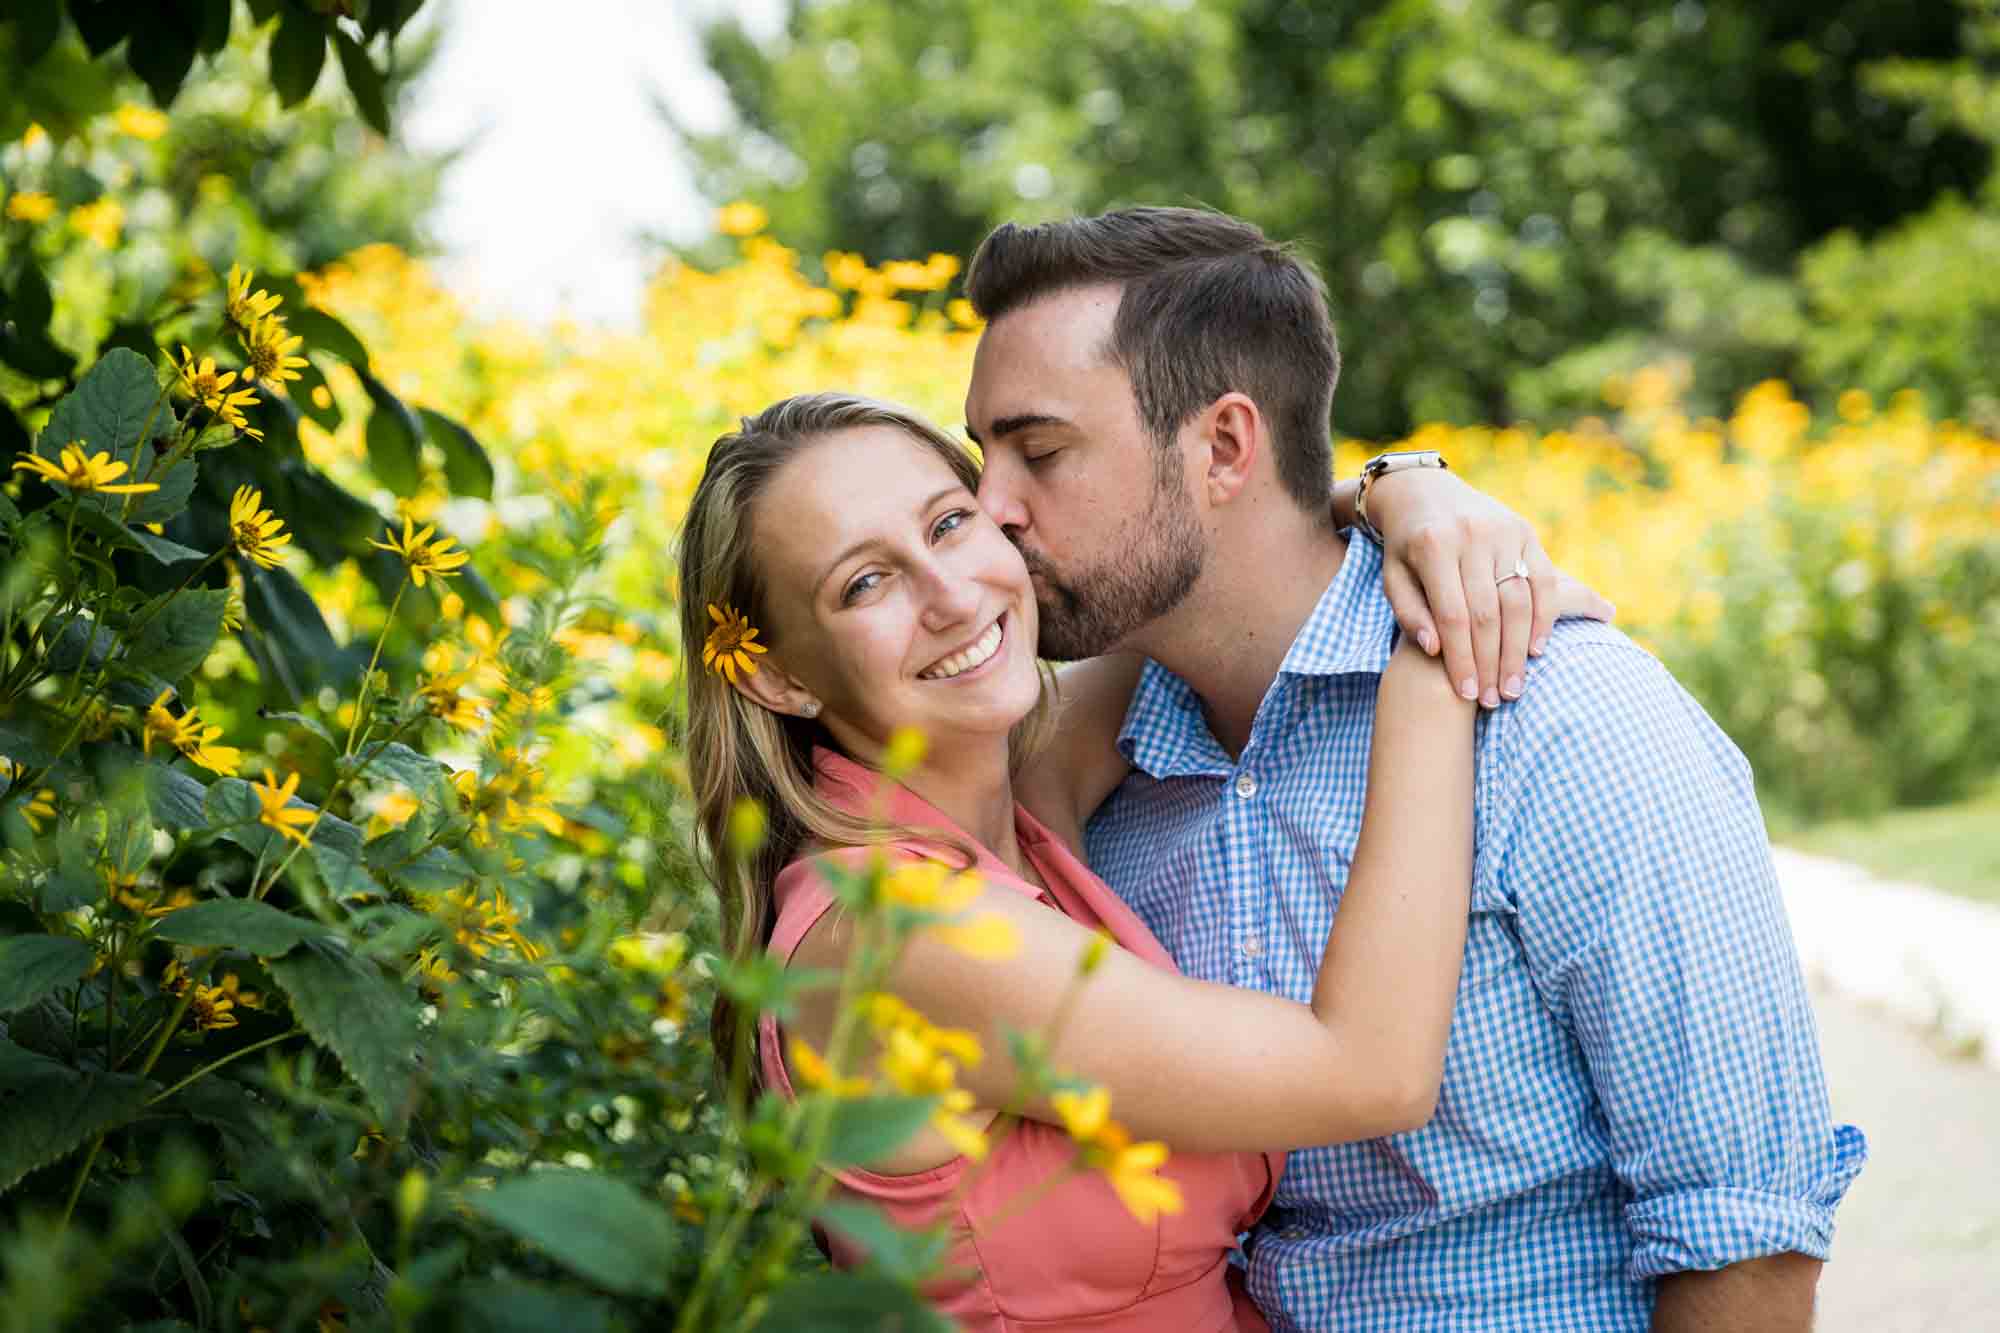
top-left (1117, 535), bottom-right (1399, 780)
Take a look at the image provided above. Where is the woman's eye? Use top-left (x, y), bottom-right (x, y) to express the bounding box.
top-left (932, 509), bottom-right (970, 541)
top-left (841, 571), bottom-right (881, 605)
top-left (1026, 450), bottom-right (1059, 467)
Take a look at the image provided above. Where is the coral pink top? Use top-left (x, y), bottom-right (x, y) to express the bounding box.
top-left (758, 748), bottom-right (1281, 1332)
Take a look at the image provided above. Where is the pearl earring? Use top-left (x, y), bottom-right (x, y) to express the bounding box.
top-left (799, 700), bottom-right (821, 719)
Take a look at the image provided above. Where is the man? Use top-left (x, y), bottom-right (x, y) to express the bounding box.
top-left (962, 206), bottom-right (1864, 1331)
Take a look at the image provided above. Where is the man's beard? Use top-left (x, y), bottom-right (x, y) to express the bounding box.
top-left (1022, 478), bottom-right (1205, 662)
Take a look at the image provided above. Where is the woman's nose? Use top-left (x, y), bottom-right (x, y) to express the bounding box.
top-left (915, 558), bottom-right (982, 630)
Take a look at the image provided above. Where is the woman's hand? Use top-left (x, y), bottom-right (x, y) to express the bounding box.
top-left (1339, 468), bottom-right (1615, 708)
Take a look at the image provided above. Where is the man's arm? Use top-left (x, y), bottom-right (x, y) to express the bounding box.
top-left (1654, 1252), bottom-right (1821, 1332)
top-left (1492, 631), bottom-right (1865, 1329)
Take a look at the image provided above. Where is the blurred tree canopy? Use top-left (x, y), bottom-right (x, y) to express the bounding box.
top-left (680, 0), bottom-right (1997, 439)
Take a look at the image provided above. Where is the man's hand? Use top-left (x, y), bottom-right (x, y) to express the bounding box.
top-left (1653, 1252), bottom-right (1822, 1332)
top-left (1340, 468), bottom-right (1613, 708)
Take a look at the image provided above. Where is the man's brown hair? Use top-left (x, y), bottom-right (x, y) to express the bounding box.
top-left (965, 206), bottom-right (1341, 510)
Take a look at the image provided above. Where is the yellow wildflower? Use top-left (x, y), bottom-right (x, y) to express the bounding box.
top-left (220, 588), bottom-right (246, 632)
top-left (239, 315), bottom-right (307, 387)
top-left (716, 201), bottom-right (768, 236)
top-left (5, 191), bottom-right (56, 224)
top-left (882, 725), bottom-right (927, 777)
top-left (415, 946), bottom-right (459, 986)
top-left (369, 517), bottom-right (471, 588)
top-left (174, 346), bottom-right (263, 439)
top-left (881, 860), bottom-right (982, 914)
top-left (189, 979), bottom-right (239, 1032)
top-left (927, 913), bottom-right (1021, 960)
top-left (143, 690), bottom-right (242, 776)
top-left (701, 603), bottom-right (766, 683)
top-left (224, 265), bottom-right (283, 333)
top-left (1050, 1086), bottom-right (1112, 1143)
top-left (215, 972), bottom-right (261, 1009)
top-left (930, 1088), bottom-right (990, 1161)
top-left (789, 1036), bottom-right (871, 1096)
top-left (20, 124), bottom-right (48, 149)
top-left (115, 104), bottom-right (170, 140)
top-left (1095, 1129), bottom-right (1183, 1225)
top-left (20, 787), bottom-right (57, 834)
top-left (228, 485), bottom-right (293, 568)
top-left (12, 443), bottom-right (161, 495)
top-left (252, 768), bottom-right (318, 848)
top-left (416, 670), bottom-right (485, 732)
top-left (69, 197), bottom-right (123, 248)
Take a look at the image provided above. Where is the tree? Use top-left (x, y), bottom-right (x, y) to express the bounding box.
top-left (678, 0), bottom-right (1989, 438)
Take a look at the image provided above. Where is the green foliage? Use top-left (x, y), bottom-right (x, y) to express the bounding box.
top-left (1659, 505), bottom-right (2000, 820)
top-left (682, 0), bottom-right (1994, 438)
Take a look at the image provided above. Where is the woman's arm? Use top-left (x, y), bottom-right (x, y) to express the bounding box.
top-left (796, 637), bottom-right (1477, 1154)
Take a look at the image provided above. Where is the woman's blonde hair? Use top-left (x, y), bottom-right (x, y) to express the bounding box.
top-left (677, 392), bottom-right (1053, 1075)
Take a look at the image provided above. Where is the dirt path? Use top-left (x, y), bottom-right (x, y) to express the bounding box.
top-left (1812, 984), bottom-right (2000, 1331)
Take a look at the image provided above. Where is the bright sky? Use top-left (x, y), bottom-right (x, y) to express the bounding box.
top-left (401, 0), bottom-right (782, 329)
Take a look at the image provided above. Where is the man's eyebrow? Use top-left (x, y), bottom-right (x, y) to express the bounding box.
top-left (967, 412), bottom-right (1070, 445)
top-left (816, 485), bottom-right (964, 591)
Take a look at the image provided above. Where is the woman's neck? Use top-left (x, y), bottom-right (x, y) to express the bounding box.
top-left (897, 738), bottom-right (1023, 874)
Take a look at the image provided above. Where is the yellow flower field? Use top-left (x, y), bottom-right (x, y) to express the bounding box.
top-left (298, 217), bottom-right (2000, 816)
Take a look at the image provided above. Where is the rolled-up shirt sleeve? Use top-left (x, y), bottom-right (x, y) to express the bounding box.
top-left (1488, 634), bottom-right (1868, 1281)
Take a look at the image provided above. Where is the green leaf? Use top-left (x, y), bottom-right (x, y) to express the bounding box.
top-left (268, 941), bottom-right (420, 1124)
top-left (65, 1), bottom-right (131, 57)
top-left (241, 564), bottom-right (345, 699)
top-left (465, 1172), bottom-right (680, 1297)
top-left (267, 7), bottom-right (327, 106)
top-left (285, 306), bottom-right (371, 370)
top-left (126, 588), bottom-right (229, 681)
top-left (204, 776), bottom-right (283, 857)
top-left (126, 7), bottom-right (200, 108)
top-left (40, 349), bottom-right (162, 459)
top-left (261, 709), bottom-right (337, 751)
top-left (712, 953), bottom-right (839, 1023)
top-left (127, 527), bottom-right (209, 566)
top-left (452, 1279), bottom-right (615, 1333)
top-left (813, 1201), bottom-right (953, 1284)
top-left (8, 0), bottom-right (63, 66)
top-left (0, 935), bottom-right (94, 1014)
top-left (357, 368), bottom-right (422, 496)
top-left (333, 31), bottom-right (391, 135)
top-left (378, 845), bottom-right (472, 893)
top-left (821, 1095), bottom-right (938, 1168)
top-left (195, 0), bottom-right (232, 54)
top-left (751, 1273), bottom-right (955, 1333)
top-left (0, 489), bottom-right (18, 530)
top-left (145, 763), bottom-right (209, 830)
top-left (420, 409), bottom-right (494, 500)
top-left (153, 899), bottom-right (332, 957)
top-left (310, 842), bottom-right (383, 903)
top-left (0, 1040), bottom-right (154, 1195)
top-left (347, 740), bottom-right (445, 795)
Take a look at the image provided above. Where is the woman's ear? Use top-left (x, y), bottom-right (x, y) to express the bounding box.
top-left (729, 655), bottom-right (823, 721)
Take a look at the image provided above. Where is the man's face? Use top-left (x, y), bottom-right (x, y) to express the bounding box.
top-left (965, 284), bottom-right (1205, 661)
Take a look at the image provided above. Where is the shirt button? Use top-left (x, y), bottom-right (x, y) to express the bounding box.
top-left (1234, 771), bottom-right (1258, 798)
top-left (1241, 933), bottom-right (1263, 959)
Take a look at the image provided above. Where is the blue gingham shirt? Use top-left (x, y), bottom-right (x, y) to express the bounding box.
top-left (1086, 536), bottom-right (1867, 1331)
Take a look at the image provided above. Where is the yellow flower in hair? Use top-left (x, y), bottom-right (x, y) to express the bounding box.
top-left (702, 603), bottom-right (767, 683)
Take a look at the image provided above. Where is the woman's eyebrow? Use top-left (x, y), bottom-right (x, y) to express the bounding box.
top-left (816, 485), bottom-right (963, 590)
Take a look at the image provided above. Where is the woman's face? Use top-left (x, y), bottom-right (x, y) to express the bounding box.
top-left (750, 425), bottom-right (1043, 760)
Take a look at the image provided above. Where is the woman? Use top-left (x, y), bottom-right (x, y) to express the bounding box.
top-left (678, 393), bottom-right (1607, 1331)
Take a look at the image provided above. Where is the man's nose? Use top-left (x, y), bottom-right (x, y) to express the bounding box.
top-left (975, 461), bottom-right (1028, 540)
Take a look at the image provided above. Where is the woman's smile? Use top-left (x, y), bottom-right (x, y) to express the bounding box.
top-left (918, 612), bottom-right (1009, 682)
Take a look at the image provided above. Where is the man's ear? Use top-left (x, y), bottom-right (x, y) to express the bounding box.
top-left (729, 655), bottom-right (823, 721)
top-left (1198, 392), bottom-right (1262, 507)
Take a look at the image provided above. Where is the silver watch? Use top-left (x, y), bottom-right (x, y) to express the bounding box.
top-left (1354, 449), bottom-right (1449, 545)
